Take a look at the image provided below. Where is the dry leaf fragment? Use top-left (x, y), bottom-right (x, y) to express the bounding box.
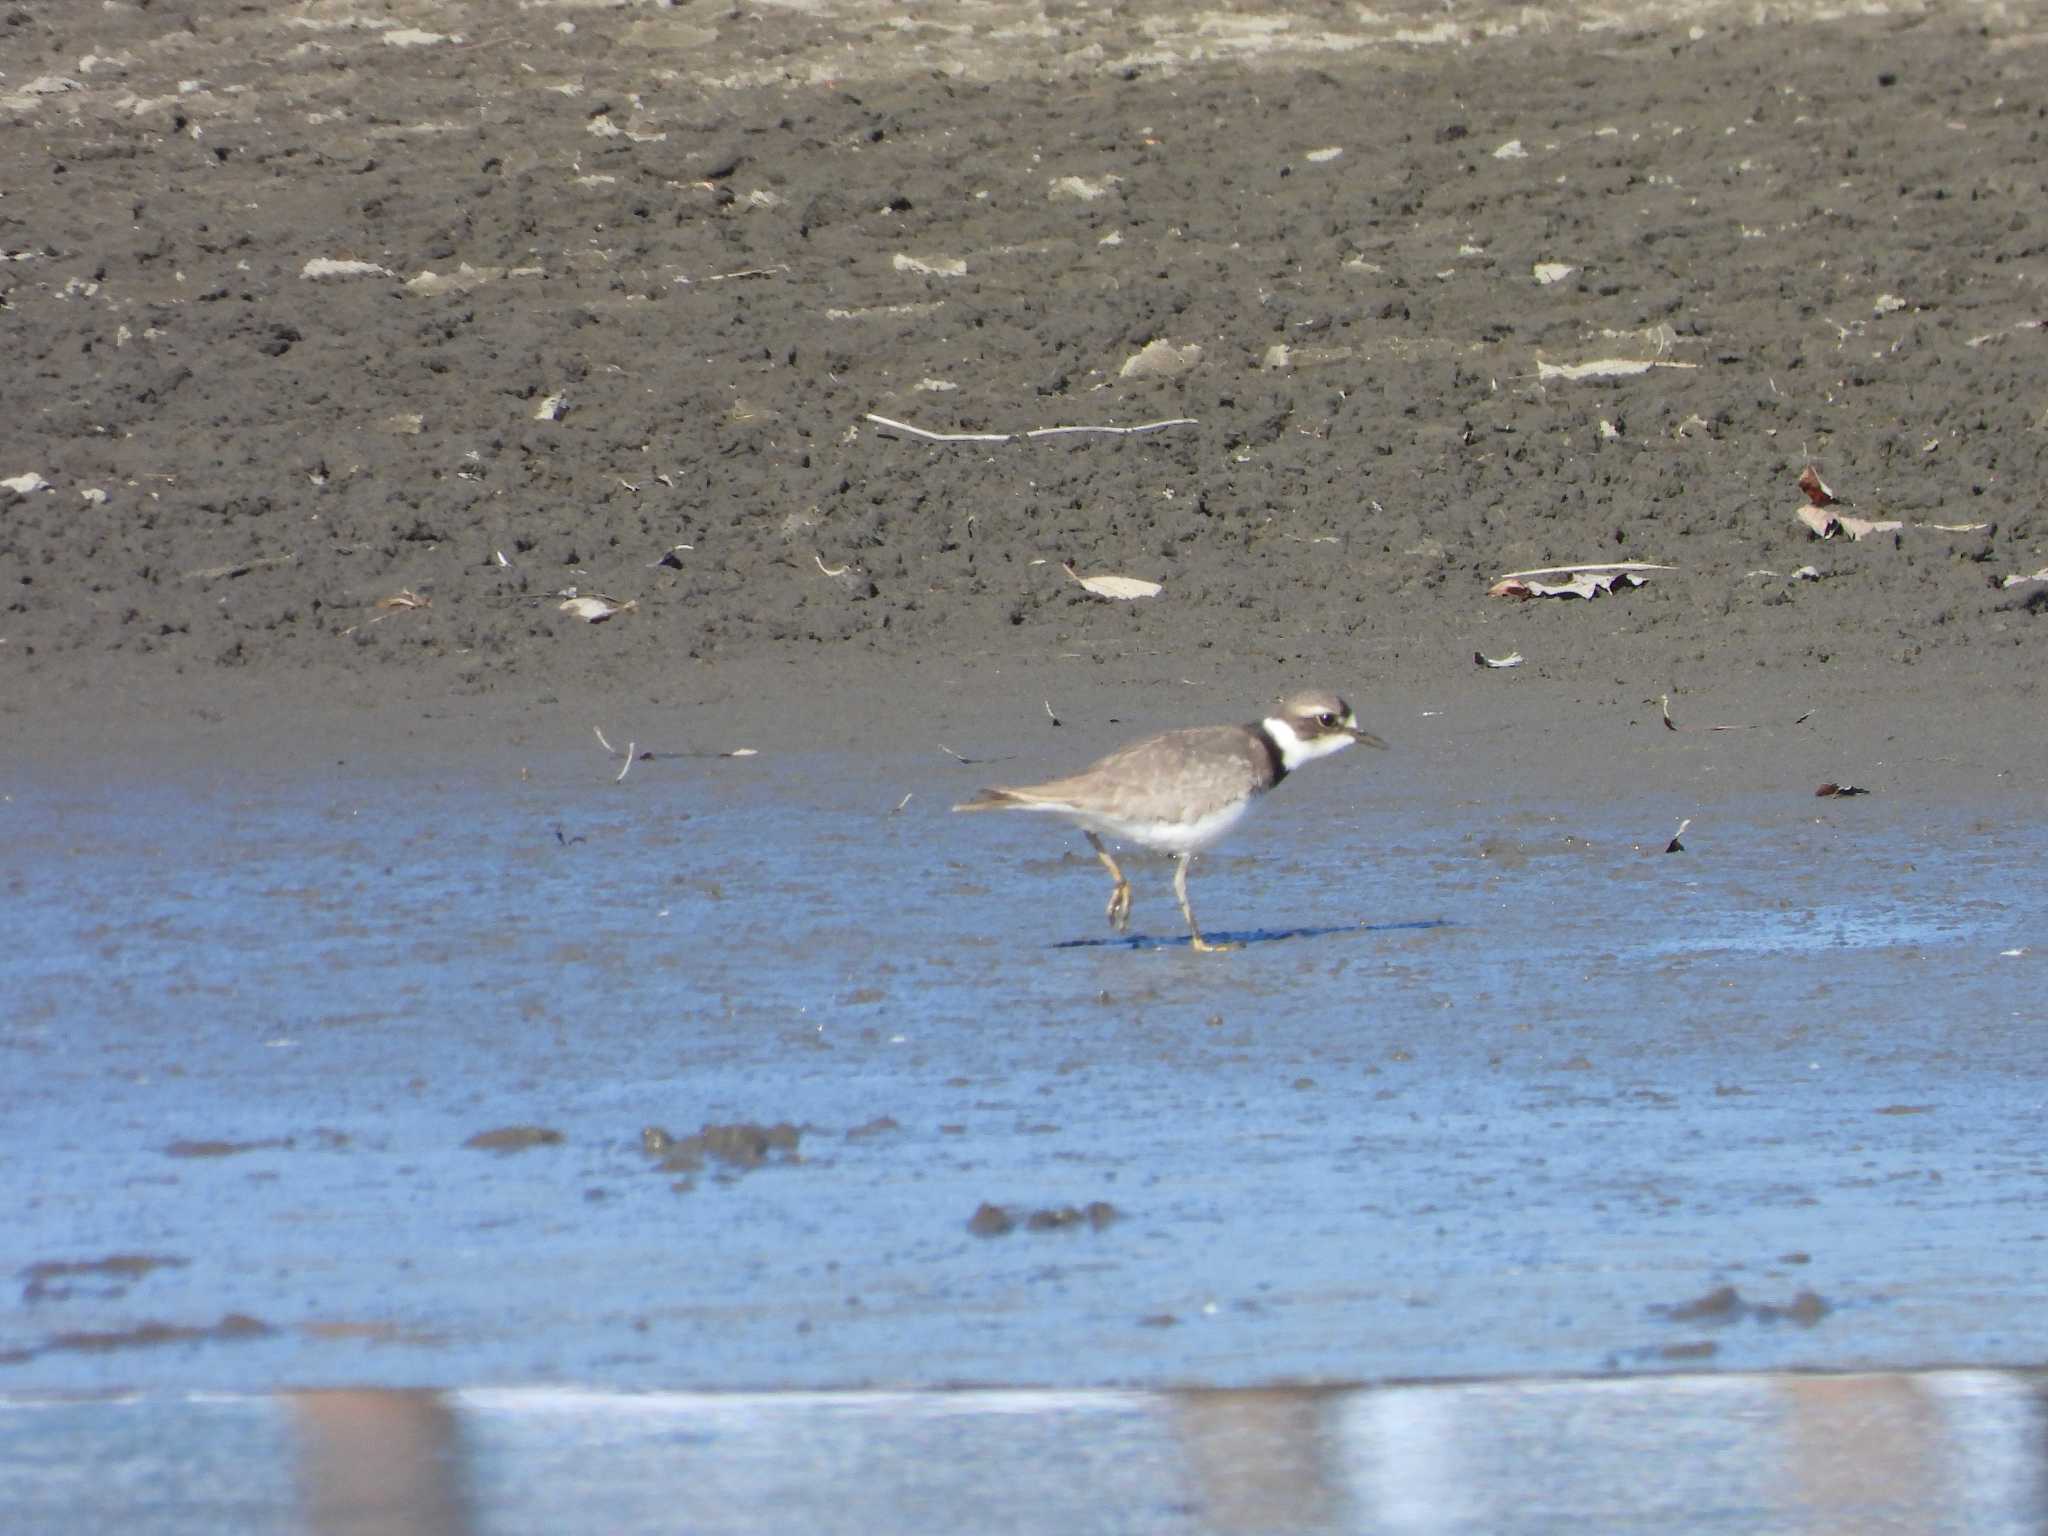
top-left (1815, 782), bottom-right (1870, 798)
top-left (1062, 562), bottom-right (1162, 600)
top-left (1794, 504), bottom-right (1837, 538)
top-left (376, 589), bottom-right (430, 610)
top-left (1490, 571), bottom-right (1648, 600)
top-left (1475, 651), bottom-right (1524, 668)
top-left (1794, 465), bottom-right (1903, 539)
top-left (1795, 504), bottom-right (1903, 541)
top-left (1797, 466), bottom-right (1836, 506)
top-left (1499, 562), bottom-right (1674, 580)
top-left (559, 595), bottom-right (636, 622)
top-left (2000, 567), bottom-right (2048, 589)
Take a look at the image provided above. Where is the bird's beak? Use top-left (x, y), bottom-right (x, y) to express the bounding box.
top-left (1347, 725), bottom-right (1389, 750)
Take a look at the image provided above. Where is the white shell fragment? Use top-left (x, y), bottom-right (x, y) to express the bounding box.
top-left (3, 471), bottom-right (52, 495)
top-left (1262, 342), bottom-right (1355, 371)
top-left (1047, 174), bottom-right (1119, 201)
top-left (1062, 562), bottom-right (1162, 600)
top-left (1532, 262), bottom-right (1578, 286)
top-left (300, 257), bottom-right (395, 280)
top-left (1119, 338), bottom-right (1202, 379)
top-left (893, 253), bottom-right (967, 278)
top-left (1536, 358), bottom-right (1699, 381)
top-left (1476, 651), bottom-right (1524, 668)
top-left (404, 263), bottom-right (544, 297)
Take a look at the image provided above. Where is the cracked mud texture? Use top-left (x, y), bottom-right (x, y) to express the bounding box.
top-left (2, 0), bottom-right (2043, 769)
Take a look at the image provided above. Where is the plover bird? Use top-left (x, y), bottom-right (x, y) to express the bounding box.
top-left (953, 690), bottom-right (1385, 951)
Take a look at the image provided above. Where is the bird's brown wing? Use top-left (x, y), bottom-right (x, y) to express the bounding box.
top-left (964, 725), bottom-right (1268, 822)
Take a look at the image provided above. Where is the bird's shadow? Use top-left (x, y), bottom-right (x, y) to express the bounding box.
top-left (1052, 917), bottom-right (1453, 952)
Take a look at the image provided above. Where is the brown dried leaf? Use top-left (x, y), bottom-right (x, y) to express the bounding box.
top-left (1797, 465), bottom-right (1836, 507)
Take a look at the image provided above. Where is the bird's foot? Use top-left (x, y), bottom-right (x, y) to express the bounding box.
top-left (1105, 881), bottom-right (1133, 933)
top-left (1188, 934), bottom-right (1242, 954)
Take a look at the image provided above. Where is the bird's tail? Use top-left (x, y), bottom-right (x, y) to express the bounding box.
top-left (952, 787), bottom-right (1026, 813)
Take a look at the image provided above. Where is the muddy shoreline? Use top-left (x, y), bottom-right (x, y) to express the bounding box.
top-left (2, 1), bottom-right (2042, 786)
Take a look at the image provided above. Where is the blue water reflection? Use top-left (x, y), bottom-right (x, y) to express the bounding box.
top-left (5, 1374), bottom-right (2047, 1535)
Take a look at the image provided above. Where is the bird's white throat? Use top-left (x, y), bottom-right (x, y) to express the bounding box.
top-left (1263, 714), bottom-right (1356, 771)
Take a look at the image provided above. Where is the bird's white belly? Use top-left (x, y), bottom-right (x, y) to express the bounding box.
top-left (1073, 796), bottom-right (1252, 855)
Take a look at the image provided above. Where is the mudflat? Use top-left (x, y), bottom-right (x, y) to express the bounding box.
top-left (2, 0), bottom-right (2042, 790)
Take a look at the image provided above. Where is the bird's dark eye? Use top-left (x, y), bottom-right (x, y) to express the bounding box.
top-left (1317, 712), bottom-right (1336, 727)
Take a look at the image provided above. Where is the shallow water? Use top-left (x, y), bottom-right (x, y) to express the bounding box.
top-left (6, 744), bottom-right (2043, 1402)
top-left (6, 743), bottom-right (2046, 1526)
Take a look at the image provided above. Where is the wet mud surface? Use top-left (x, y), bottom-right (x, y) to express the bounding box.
top-left (2, 0), bottom-right (2045, 769)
